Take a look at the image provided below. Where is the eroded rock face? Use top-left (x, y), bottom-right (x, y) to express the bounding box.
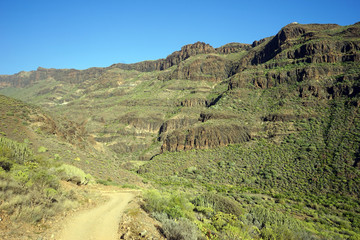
top-left (249, 23), bottom-right (360, 68)
top-left (199, 112), bottom-right (238, 122)
top-left (216, 43), bottom-right (252, 54)
top-left (229, 64), bottom-right (357, 99)
top-left (119, 114), bottom-right (163, 133)
top-left (169, 55), bottom-right (230, 81)
top-left (178, 98), bottom-right (209, 107)
top-left (161, 124), bottom-right (251, 152)
top-left (163, 42), bottom-right (216, 68)
top-left (250, 23), bottom-right (340, 65)
top-left (158, 118), bottom-right (198, 140)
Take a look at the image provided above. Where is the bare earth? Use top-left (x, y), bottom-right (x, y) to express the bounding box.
top-left (57, 192), bottom-right (134, 240)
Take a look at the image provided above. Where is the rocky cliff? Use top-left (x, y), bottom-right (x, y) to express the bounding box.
top-left (161, 124), bottom-right (251, 152)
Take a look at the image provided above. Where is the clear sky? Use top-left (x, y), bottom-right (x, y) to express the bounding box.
top-left (1, 0), bottom-right (359, 75)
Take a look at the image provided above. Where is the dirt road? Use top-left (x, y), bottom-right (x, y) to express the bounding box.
top-left (57, 192), bottom-right (134, 240)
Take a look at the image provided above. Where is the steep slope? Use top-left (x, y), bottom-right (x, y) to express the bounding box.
top-left (0, 94), bottom-right (142, 184)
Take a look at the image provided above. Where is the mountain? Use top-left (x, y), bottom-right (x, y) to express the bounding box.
top-left (1, 22), bottom-right (360, 239)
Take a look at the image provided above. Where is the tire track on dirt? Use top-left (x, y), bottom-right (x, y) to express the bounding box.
top-left (57, 192), bottom-right (134, 240)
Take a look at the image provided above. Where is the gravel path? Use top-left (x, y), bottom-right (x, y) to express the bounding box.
top-left (57, 192), bottom-right (134, 240)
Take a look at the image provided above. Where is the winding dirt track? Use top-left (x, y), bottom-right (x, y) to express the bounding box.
top-left (57, 192), bottom-right (134, 240)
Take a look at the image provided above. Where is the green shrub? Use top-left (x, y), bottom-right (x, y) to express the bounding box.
top-left (57, 164), bottom-right (94, 185)
top-left (242, 206), bottom-right (315, 239)
top-left (37, 146), bottom-right (48, 153)
top-left (218, 224), bottom-right (253, 240)
top-left (186, 166), bottom-right (197, 174)
top-left (0, 136), bottom-right (83, 226)
top-left (143, 189), bottom-right (169, 213)
top-left (211, 212), bottom-right (242, 231)
top-left (193, 193), bottom-right (243, 217)
top-left (96, 179), bottom-right (118, 186)
top-left (0, 137), bottom-right (32, 164)
top-left (161, 217), bottom-right (200, 240)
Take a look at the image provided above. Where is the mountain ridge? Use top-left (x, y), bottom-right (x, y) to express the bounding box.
top-left (1, 22), bottom-right (359, 158)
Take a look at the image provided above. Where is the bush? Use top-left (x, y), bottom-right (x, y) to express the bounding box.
top-left (193, 193), bottom-right (243, 217)
top-left (57, 164), bottom-right (94, 185)
top-left (211, 212), bottom-right (242, 231)
top-left (37, 146), bottom-right (48, 153)
top-left (162, 217), bottom-right (200, 240)
top-left (218, 224), bottom-right (253, 240)
top-left (143, 189), bottom-right (169, 213)
top-left (242, 206), bottom-right (315, 239)
top-left (0, 137), bottom-right (83, 226)
top-left (143, 189), bottom-right (194, 220)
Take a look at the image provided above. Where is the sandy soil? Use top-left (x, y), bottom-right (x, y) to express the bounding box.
top-left (56, 192), bottom-right (134, 240)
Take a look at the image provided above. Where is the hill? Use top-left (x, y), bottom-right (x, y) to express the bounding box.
top-left (1, 22), bottom-right (360, 239)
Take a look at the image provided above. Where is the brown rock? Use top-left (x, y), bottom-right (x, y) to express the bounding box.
top-left (161, 124), bottom-right (250, 152)
top-left (158, 118), bottom-right (198, 139)
top-left (216, 42), bottom-right (251, 54)
top-left (169, 55), bottom-right (230, 81)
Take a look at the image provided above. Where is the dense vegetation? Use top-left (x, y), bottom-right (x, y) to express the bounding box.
top-left (140, 91), bottom-right (360, 239)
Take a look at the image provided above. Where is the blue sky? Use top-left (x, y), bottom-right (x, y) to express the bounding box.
top-left (1, 0), bottom-right (359, 75)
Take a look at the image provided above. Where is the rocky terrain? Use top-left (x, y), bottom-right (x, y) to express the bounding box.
top-left (1, 21), bottom-right (360, 239)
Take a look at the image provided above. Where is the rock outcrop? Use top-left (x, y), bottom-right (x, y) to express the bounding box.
top-left (178, 98), bottom-right (209, 107)
top-left (110, 42), bottom-right (216, 72)
top-left (168, 55), bottom-right (230, 81)
top-left (251, 23), bottom-right (360, 66)
top-left (161, 124), bottom-right (251, 152)
top-left (229, 65), bottom-right (346, 90)
top-left (216, 43), bottom-right (252, 54)
top-left (250, 23), bottom-right (340, 65)
top-left (199, 112), bottom-right (238, 122)
top-left (163, 41), bottom-right (216, 68)
top-left (119, 113), bottom-right (163, 133)
top-left (158, 118), bottom-right (198, 140)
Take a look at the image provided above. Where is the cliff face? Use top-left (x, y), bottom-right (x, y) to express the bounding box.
top-left (109, 41), bottom-right (217, 72)
top-left (161, 124), bottom-right (251, 152)
top-left (168, 55), bottom-right (230, 81)
top-left (229, 22), bottom-right (360, 100)
top-left (216, 42), bottom-right (252, 54)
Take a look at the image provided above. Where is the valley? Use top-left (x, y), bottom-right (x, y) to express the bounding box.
top-left (0, 22), bottom-right (360, 239)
